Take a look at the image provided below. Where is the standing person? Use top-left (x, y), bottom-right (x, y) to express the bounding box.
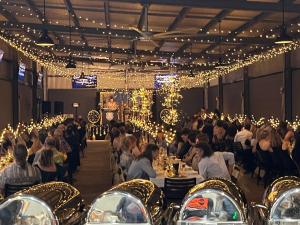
top-left (65, 125), bottom-right (80, 182)
top-left (0, 144), bottom-right (41, 195)
top-left (127, 144), bottom-right (159, 180)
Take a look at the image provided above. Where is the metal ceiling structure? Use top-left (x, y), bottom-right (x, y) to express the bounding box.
top-left (0, 0), bottom-right (300, 72)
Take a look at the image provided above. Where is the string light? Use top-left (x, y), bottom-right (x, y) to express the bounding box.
top-left (201, 112), bottom-right (300, 131)
top-left (0, 115), bottom-right (67, 171)
top-left (0, 2), bottom-right (299, 88)
top-left (159, 78), bottom-right (182, 125)
top-left (130, 117), bottom-right (176, 144)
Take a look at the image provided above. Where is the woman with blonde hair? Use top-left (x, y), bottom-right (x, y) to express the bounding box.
top-left (36, 148), bottom-right (58, 182)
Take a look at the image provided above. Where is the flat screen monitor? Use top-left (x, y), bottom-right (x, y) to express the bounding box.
top-left (0, 49), bottom-right (4, 62)
top-left (154, 73), bottom-right (176, 89)
top-left (18, 62), bottom-right (26, 81)
top-left (38, 72), bottom-right (43, 86)
top-left (72, 75), bottom-right (97, 88)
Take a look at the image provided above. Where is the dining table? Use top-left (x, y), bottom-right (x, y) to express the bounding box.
top-left (150, 162), bottom-right (204, 188)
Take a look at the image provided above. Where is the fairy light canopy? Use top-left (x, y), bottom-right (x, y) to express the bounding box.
top-left (0, 0), bottom-right (300, 88)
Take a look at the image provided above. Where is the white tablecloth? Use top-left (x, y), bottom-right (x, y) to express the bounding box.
top-left (150, 169), bottom-right (204, 188)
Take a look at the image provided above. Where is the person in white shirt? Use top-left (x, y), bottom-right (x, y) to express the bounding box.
top-left (197, 142), bottom-right (235, 180)
top-left (234, 124), bottom-right (253, 149)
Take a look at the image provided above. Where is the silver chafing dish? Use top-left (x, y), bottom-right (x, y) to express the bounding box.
top-left (85, 179), bottom-right (165, 225)
top-left (261, 176), bottom-right (300, 225)
top-left (175, 178), bottom-right (252, 225)
top-left (0, 181), bottom-right (86, 225)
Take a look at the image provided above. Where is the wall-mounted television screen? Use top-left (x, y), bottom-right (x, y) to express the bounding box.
top-left (72, 75), bottom-right (97, 88)
top-left (18, 62), bottom-right (26, 81)
top-left (154, 73), bottom-right (176, 89)
top-left (0, 49), bottom-right (4, 62)
top-left (38, 72), bottom-right (43, 86)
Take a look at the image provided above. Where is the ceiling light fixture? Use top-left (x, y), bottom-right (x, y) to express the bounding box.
top-left (66, 9), bottom-right (76, 68)
top-left (215, 20), bottom-right (228, 69)
top-left (275, 0), bottom-right (293, 44)
top-left (36, 0), bottom-right (54, 47)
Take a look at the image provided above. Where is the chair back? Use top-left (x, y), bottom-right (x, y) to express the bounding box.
top-left (5, 183), bottom-right (36, 197)
top-left (164, 177), bottom-right (196, 200)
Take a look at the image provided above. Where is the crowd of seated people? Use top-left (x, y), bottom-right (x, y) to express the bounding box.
top-left (175, 109), bottom-right (300, 185)
top-left (109, 122), bottom-right (159, 184)
top-left (110, 109), bottom-right (300, 187)
top-left (0, 118), bottom-right (87, 196)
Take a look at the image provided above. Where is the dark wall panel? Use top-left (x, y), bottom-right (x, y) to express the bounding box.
top-left (293, 69), bottom-right (300, 119)
top-left (48, 89), bottom-right (97, 119)
top-left (223, 81), bottom-right (243, 115)
top-left (0, 80), bottom-right (12, 129)
top-left (19, 84), bottom-right (33, 123)
top-left (154, 87), bottom-right (204, 121)
top-left (249, 73), bottom-right (283, 118)
top-left (208, 86), bottom-right (218, 112)
top-left (180, 88), bottom-right (204, 117)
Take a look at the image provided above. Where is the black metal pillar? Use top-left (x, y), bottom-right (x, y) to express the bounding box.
top-left (204, 82), bottom-right (209, 110)
top-left (12, 53), bottom-right (19, 128)
top-left (32, 61), bottom-right (38, 121)
top-left (218, 76), bottom-right (223, 112)
top-left (243, 66), bottom-right (250, 116)
top-left (284, 52), bottom-right (292, 121)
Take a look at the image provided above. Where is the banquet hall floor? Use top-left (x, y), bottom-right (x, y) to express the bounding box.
top-left (74, 140), bottom-right (265, 204)
top-left (73, 140), bottom-right (113, 204)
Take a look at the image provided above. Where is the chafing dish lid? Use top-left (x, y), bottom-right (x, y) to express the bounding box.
top-left (177, 178), bottom-right (247, 224)
top-left (86, 179), bottom-right (163, 225)
top-left (17, 181), bottom-right (82, 213)
top-left (0, 195), bottom-right (57, 225)
top-left (263, 176), bottom-right (300, 222)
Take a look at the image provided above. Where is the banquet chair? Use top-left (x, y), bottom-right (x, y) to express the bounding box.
top-left (231, 142), bottom-right (243, 165)
top-left (5, 183), bottom-right (37, 197)
top-left (164, 178), bottom-right (196, 204)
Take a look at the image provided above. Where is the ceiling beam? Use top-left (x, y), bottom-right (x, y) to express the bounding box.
top-left (176, 9), bottom-right (232, 54)
top-left (58, 55), bottom-right (212, 71)
top-left (0, 2), bottom-right (290, 23)
top-left (24, 0), bottom-right (64, 45)
top-left (201, 0), bottom-right (300, 58)
top-left (154, 7), bottom-right (191, 52)
top-left (0, 22), bottom-right (280, 45)
top-left (104, 1), bottom-right (111, 50)
top-left (53, 44), bottom-right (223, 59)
top-left (108, 0), bottom-right (300, 13)
top-left (131, 4), bottom-right (148, 55)
top-left (199, 12), bottom-right (271, 55)
top-left (64, 0), bottom-right (88, 46)
top-left (0, 5), bottom-right (55, 55)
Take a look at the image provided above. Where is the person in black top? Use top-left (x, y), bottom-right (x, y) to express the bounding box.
top-left (177, 128), bottom-right (192, 159)
top-left (292, 130), bottom-right (300, 172)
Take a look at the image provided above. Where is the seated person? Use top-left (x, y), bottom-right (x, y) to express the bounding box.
top-left (0, 144), bottom-right (41, 196)
top-left (33, 137), bottom-right (66, 166)
top-left (35, 149), bottom-right (58, 183)
top-left (0, 138), bottom-right (13, 155)
top-left (197, 142), bottom-right (235, 180)
top-left (119, 137), bottom-right (134, 177)
top-left (127, 144), bottom-right (158, 180)
top-left (177, 128), bottom-right (192, 159)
